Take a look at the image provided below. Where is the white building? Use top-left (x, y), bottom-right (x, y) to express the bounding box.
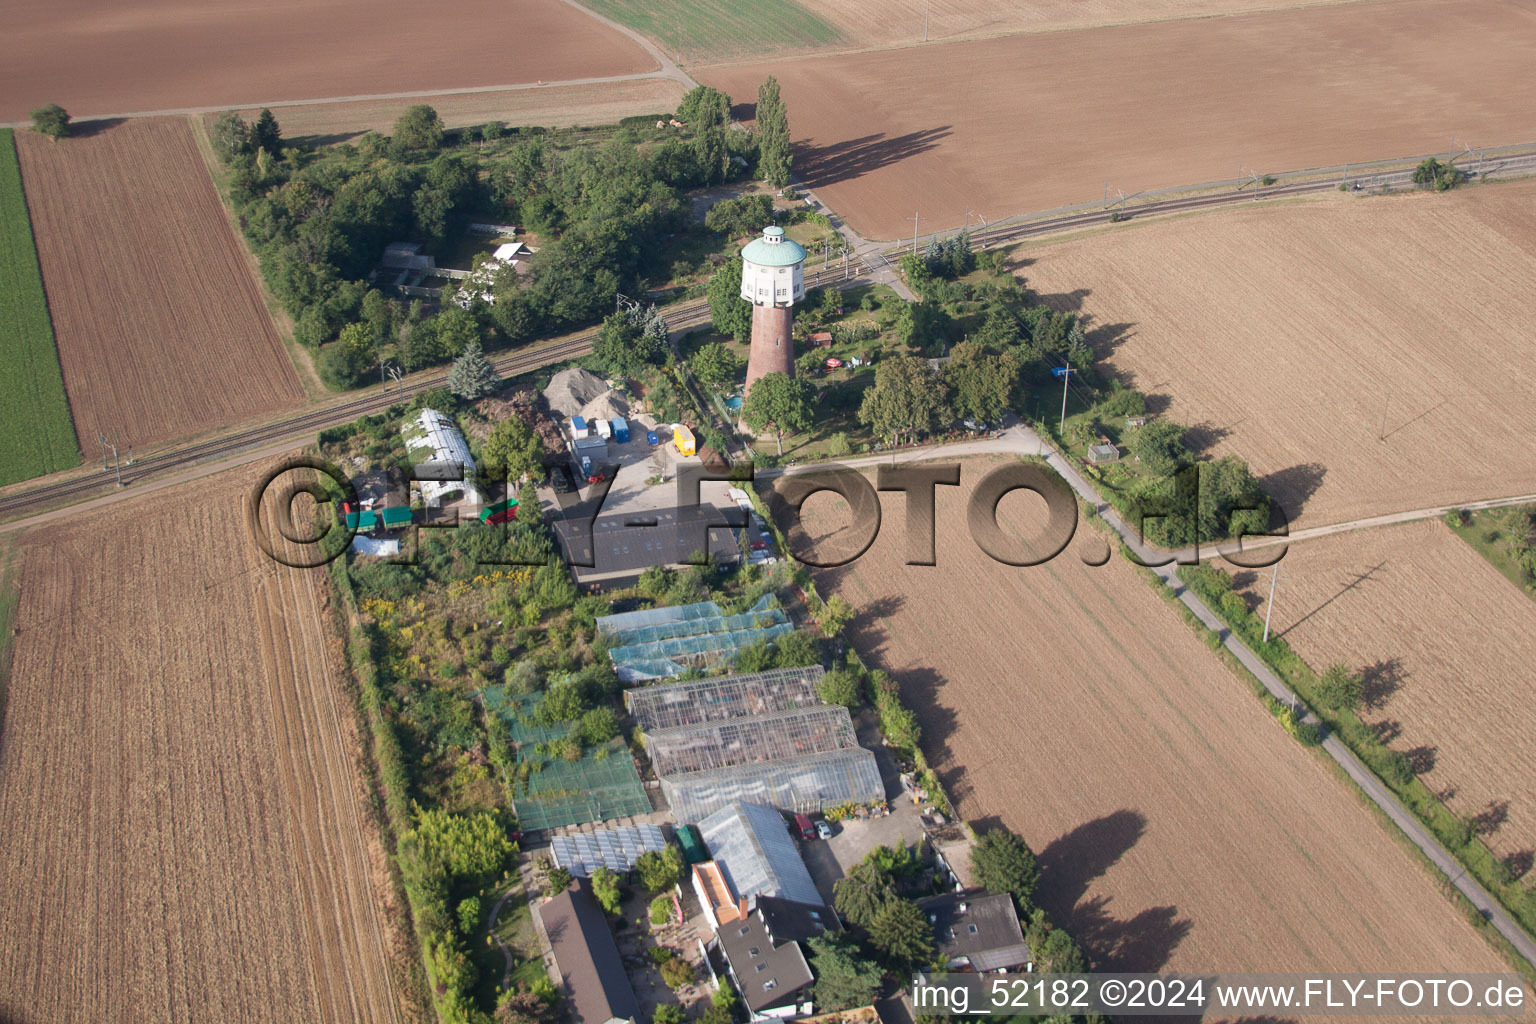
top-left (404, 408), bottom-right (481, 507)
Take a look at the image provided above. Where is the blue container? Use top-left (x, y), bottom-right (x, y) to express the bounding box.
top-left (611, 417), bottom-right (630, 443)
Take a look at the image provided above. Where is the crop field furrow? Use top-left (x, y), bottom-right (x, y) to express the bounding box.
top-left (795, 459), bottom-right (1508, 987)
top-left (13, 118), bottom-right (303, 452)
top-left (0, 463), bottom-right (400, 1024)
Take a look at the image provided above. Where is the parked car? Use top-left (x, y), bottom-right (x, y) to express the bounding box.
top-left (793, 813), bottom-right (815, 841)
top-left (815, 820), bottom-right (835, 840)
top-left (646, 430), bottom-right (659, 446)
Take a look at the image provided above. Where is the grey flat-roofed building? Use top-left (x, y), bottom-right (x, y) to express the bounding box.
top-left (555, 507), bottom-right (744, 579)
top-left (917, 891), bottom-right (1032, 973)
top-left (624, 667), bottom-right (825, 731)
top-left (538, 881), bottom-right (640, 1024)
top-left (665, 747), bottom-right (884, 823)
top-left (698, 802), bottom-right (823, 909)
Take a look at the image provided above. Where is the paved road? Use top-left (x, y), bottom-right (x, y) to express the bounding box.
top-left (769, 426), bottom-right (1536, 972)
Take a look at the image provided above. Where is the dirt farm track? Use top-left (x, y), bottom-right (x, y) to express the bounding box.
top-left (797, 461), bottom-right (1509, 983)
top-left (0, 464), bottom-right (405, 1024)
top-left (702, 0), bottom-right (1536, 240)
top-left (1017, 180), bottom-right (1536, 530)
top-left (14, 118), bottom-right (304, 452)
top-left (0, 0), bottom-right (656, 121)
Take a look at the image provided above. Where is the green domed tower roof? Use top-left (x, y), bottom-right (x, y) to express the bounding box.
top-left (740, 225), bottom-right (806, 267)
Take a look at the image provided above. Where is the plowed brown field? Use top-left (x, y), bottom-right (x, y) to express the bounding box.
top-left (1234, 520), bottom-right (1536, 865)
top-left (0, 0), bottom-right (655, 121)
top-left (794, 459), bottom-right (1508, 977)
top-left (0, 464), bottom-right (407, 1024)
top-left (1017, 182), bottom-right (1536, 529)
top-left (14, 118), bottom-right (303, 452)
top-left (701, 0), bottom-right (1536, 239)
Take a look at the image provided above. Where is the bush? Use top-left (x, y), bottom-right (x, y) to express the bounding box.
top-left (817, 668), bottom-right (862, 707)
top-left (653, 1005), bottom-right (687, 1024)
top-left (660, 956), bottom-right (694, 989)
top-left (649, 894), bottom-right (674, 925)
top-left (1316, 663), bottom-right (1363, 712)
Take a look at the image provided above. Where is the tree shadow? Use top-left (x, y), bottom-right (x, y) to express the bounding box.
top-left (1503, 850), bottom-right (1533, 881)
top-left (66, 117), bottom-right (128, 138)
top-left (730, 101), bottom-right (758, 121)
top-left (1087, 321), bottom-right (1138, 359)
top-left (1029, 810), bottom-right (1191, 970)
top-left (1471, 800), bottom-right (1510, 837)
top-left (1255, 463), bottom-right (1327, 525)
top-left (794, 127), bottom-right (953, 188)
top-left (1404, 745), bottom-right (1437, 774)
top-left (1183, 420), bottom-right (1234, 455)
top-left (1360, 657), bottom-right (1406, 712)
top-left (1030, 287), bottom-right (1093, 314)
top-left (1373, 719), bottom-right (1402, 745)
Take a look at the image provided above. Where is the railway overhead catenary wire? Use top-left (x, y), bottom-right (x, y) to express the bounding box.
top-left (0, 264), bottom-right (869, 521)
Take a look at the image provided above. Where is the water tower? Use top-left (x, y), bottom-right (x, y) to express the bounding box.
top-left (740, 225), bottom-right (806, 397)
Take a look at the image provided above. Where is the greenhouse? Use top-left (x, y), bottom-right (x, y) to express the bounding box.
top-left (697, 802), bottom-right (822, 908)
top-left (624, 666), bottom-right (826, 732)
top-left (662, 747), bottom-right (884, 822)
top-left (550, 824), bottom-right (668, 878)
top-left (599, 597), bottom-right (797, 681)
top-left (644, 705), bottom-right (860, 777)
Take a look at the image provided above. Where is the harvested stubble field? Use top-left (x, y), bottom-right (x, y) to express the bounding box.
top-left (791, 459), bottom-right (1508, 978)
top-left (1233, 520), bottom-right (1536, 865)
top-left (0, 464), bottom-right (408, 1024)
top-left (1017, 181), bottom-right (1536, 529)
top-left (803, 0), bottom-right (1370, 52)
top-left (700, 0), bottom-right (1536, 239)
top-left (14, 118), bottom-right (303, 451)
top-left (224, 78), bottom-right (689, 142)
top-left (0, 0), bottom-right (655, 121)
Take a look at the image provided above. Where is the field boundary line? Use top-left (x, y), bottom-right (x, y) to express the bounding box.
top-left (0, 73), bottom-right (689, 130)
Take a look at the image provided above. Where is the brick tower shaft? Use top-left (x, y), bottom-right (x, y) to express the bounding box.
top-left (746, 304), bottom-right (794, 392)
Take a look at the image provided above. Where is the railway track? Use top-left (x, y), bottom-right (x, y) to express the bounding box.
top-left (878, 150), bottom-right (1536, 259)
top-left (0, 265), bottom-right (863, 521)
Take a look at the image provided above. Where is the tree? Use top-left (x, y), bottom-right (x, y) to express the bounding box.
top-left (708, 255), bottom-right (753, 341)
top-left (858, 355), bottom-right (949, 445)
top-left (945, 341), bottom-right (1017, 425)
top-left (742, 372), bottom-right (812, 455)
top-left (482, 416), bottom-right (545, 484)
top-left (573, 706), bottom-right (619, 746)
top-left (545, 866), bottom-right (573, 896)
top-left (210, 111), bottom-right (248, 160)
top-left (756, 76), bottom-right (793, 187)
top-left (496, 987), bottom-right (555, 1024)
top-left (817, 595), bottom-right (855, 638)
top-left (29, 104), bottom-right (71, 140)
top-left (593, 309), bottom-right (666, 378)
top-left (1127, 419), bottom-right (1189, 476)
top-left (457, 895), bottom-right (482, 934)
top-left (832, 862), bottom-right (896, 929)
top-left (395, 104), bottom-right (445, 153)
top-left (653, 1004), bottom-right (686, 1024)
top-left (1412, 157), bottom-right (1461, 191)
top-left (691, 342), bottom-right (741, 388)
top-left (447, 340), bottom-right (499, 400)
top-left (1024, 909), bottom-right (1087, 974)
top-left (1194, 456), bottom-right (1267, 543)
top-left (660, 956), bottom-right (694, 989)
top-left (704, 194), bottom-right (774, 240)
top-left (971, 827), bottom-right (1040, 908)
top-left (678, 85), bottom-right (732, 126)
top-left (1316, 663), bottom-right (1364, 712)
top-left (868, 898), bottom-right (934, 966)
top-left (251, 108), bottom-right (281, 154)
top-left (591, 867), bottom-right (623, 915)
top-left (817, 667), bottom-right (862, 707)
top-left (636, 844), bottom-right (685, 893)
top-left (649, 894), bottom-right (674, 925)
top-left (808, 932), bottom-right (881, 1011)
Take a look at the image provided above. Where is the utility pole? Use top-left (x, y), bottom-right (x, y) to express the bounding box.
top-left (1058, 363), bottom-right (1074, 435)
top-left (924, 0), bottom-right (930, 41)
top-left (912, 212), bottom-right (922, 255)
top-left (1262, 563), bottom-right (1283, 643)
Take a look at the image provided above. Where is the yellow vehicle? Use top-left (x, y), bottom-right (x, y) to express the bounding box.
top-left (673, 424), bottom-right (696, 457)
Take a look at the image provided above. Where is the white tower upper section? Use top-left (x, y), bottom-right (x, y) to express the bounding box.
top-left (739, 226), bottom-right (806, 308)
